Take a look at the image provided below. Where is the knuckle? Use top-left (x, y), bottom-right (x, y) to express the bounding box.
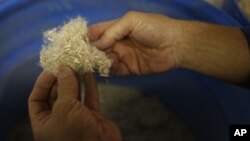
top-left (35, 80), bottom-right (51, 90)
top-left (123, 11), bottom-right (143, 27)
top-left (53, 99), bottom-right (77, 114)
top-left (28, 94), bottom-right (33, 102)
top-left (57, 85), bottom-right (78, 95)
top-left (125, 11), bottom-right (139, 17)
top-left (103, 29), bottom-right (114, 39)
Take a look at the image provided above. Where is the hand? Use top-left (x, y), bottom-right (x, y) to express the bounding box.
top-left (28, 67), bottom-right (121, 141)
top-left (89, 11), bottom-right (182, 75)
top-left (89, 11), bottom-right (250, 83)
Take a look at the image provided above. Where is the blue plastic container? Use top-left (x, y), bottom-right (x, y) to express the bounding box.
top-left (222, 0), bottom-right (250, 26)
top-left (0, 0), bottom-right (249, 141)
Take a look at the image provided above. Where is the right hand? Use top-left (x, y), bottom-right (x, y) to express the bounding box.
top-left (89, 11), bottom-right (183, 75)
top-left (29, 67), bottom-right (121, 141)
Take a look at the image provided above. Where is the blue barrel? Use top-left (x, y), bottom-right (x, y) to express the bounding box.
top-left (222, 0), bottom-right (250, 26)
top-left (0, 0), bottom-right (249, 141)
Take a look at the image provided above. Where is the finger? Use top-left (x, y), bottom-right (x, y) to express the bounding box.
top-left (112, 40), bottom-right (141, 75)
top-left (107, 52), bottom-right (119, 65)
top-left (88, 20), bottom-right (116, 42)
top-left (107, 49), bottom-right (130, 75)
top-left (49, 82), bottom-right (58, 109)
top-left (107, 40), bottom-right (140, 75)
top-left (83, 73), bottom-right (100, 112)
top-left (112, 62), bottom-right (130, 75)
top-left (28, 71), bottom-right (56, 120)
top-left (97, 14), bottom-right (134, 50)
top-left (57, 67), bottom-right (79, 100)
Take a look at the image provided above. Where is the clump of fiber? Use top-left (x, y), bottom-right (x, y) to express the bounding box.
top-left (40, 17), bottom-right (112, 76)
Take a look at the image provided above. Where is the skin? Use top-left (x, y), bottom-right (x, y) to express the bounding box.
top-left (89, 11), bottom-right (250, 83)
top-left (28, 67), bottom-right (121, 141)
top-left (29, 11), bottom-right (250, 141)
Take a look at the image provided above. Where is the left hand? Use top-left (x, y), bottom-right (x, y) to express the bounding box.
top-left (28, 67), bottom-right (121, 141)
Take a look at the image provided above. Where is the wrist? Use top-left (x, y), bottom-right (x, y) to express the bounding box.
top-left (170, 20), bottom-right (196, 69)
top-left (175, 21), bottom-right (206, 69)
top-left (174, 20), bottom-right (250, 83)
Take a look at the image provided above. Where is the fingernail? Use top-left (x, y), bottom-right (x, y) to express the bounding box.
top-left (58, 67), bottom-right (70, 78)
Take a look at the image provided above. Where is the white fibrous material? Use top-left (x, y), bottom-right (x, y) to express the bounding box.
top-left (40, 17), bottom-right (112, 76)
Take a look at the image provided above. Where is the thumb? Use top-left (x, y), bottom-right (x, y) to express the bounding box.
top-left (83, 73), bottom-right (100, 112)
top-left (97, 13), bottom-right (135, 49)
top-left (57, 67), bottom-right (79, 100)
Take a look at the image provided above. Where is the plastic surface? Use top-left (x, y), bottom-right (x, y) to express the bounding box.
top-left (222, 0), bottom-right (250, 26)
top-left (0, 0), bottom-right (249, 141)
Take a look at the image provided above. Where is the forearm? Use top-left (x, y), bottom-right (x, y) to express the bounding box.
top-left (175, 20), bottom-right (250, 83)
